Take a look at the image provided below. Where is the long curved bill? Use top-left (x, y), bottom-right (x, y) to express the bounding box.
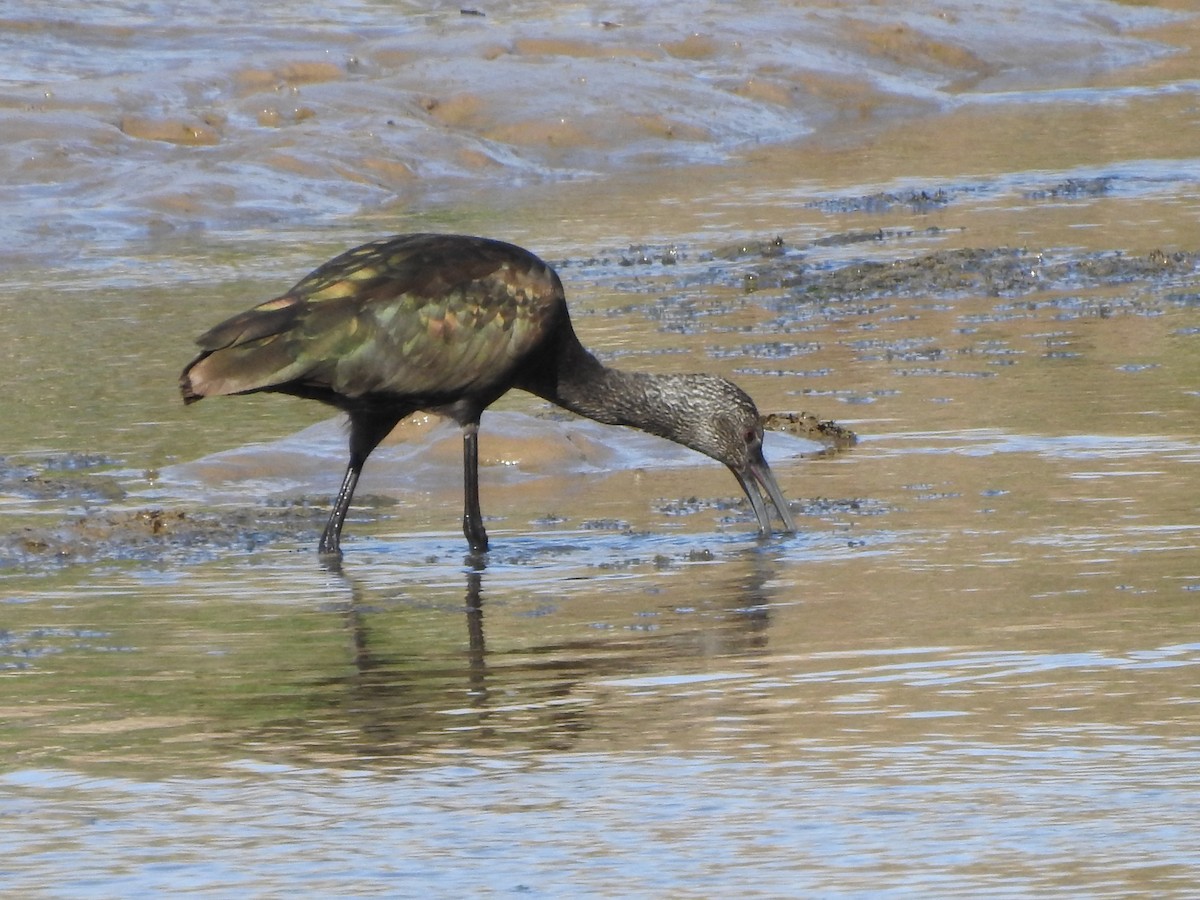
top-left (732, 447), bottom-right (797, 536)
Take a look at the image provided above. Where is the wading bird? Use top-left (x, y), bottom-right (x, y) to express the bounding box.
top-left (181, 233), bottom-right (796, 557)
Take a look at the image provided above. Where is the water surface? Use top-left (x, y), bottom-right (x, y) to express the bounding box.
top-left (2, 0), bottom-right (1199, 895)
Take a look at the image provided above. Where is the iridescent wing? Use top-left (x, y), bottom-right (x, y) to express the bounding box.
top-left (182, 234), bottom-right (566, 405)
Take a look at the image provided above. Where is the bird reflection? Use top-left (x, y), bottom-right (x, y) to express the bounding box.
top-left (323, 547), bottom-right (487, 668)
top-left (462, 557), bottom-right (487, 705)
top-left (300, 541), bottom-right (787, 762)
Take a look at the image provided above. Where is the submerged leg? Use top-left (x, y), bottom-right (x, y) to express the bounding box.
top-left (462, 420), bottom-right (488, 552)
top-left (319, 412), bottom-right (401, 558)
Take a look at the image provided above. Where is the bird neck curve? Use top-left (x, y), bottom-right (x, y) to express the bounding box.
top-left (520, 325), bottom-right (705, 452)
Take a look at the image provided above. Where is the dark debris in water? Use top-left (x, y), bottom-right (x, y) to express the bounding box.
top-left (579, 518), bottom-right (633, 532)
top-left (1025, 177), bottom-right (1115, 200)
top-left (809, 189), bottom-right (955, 215)
top-left (0, 506), bottom-right (327, 571)
top-left (555, 243), bottom-right (688, 271)
top-left (799, 496), bottom-right (890, 517)
top-left (618, 245), bottom-right (683, 267)
top-left (655, 493), bottom-right (886, 522)
top-left (709, 236), bottom-right (787, 261)
top-left (812, 176), bottom-right (1117, 214)
top-left (0, 453), bottom-right (124, 502)
top-left (0, 453), bottom-right (336, 572)
top-left (560, 235), bottom-right (1198, 331)
top-left (762, 411), bottom-right (858, 449)
top-left (780, 247), bottom-right (1199, 301)
top-left (808, 227), bottom-right (939, 249)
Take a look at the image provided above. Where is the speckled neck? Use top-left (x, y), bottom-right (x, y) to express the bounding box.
top-left (518, 323), bottom-right (723, 457)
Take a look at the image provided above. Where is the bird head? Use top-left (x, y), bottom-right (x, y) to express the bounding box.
top-left (667, 376), bottom-right (797, 536)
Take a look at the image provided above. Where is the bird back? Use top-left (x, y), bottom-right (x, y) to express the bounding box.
top-left (181, 234), bottom-right (567, 409)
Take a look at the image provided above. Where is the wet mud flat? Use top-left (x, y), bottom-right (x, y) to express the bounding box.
top-left (3, 1), bottom-right (1182, 268)
top-left (0, 226), bottom-right (1193, 575)
top-left (0, 414), bottom-right (847, 573)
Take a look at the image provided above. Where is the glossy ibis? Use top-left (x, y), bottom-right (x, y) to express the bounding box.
top-left (180, 233), bottom-right (796, 556)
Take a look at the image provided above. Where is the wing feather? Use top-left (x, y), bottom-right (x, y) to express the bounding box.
top-left (180, 234), bottom-right (564, 408)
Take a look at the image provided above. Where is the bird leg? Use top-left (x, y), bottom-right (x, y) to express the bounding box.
top-left (319, 461), bottom-right (362, 558)
top-left (319, 412), bottom-right (401, 558)
top-left (461, 420), bottom-right (489, 552)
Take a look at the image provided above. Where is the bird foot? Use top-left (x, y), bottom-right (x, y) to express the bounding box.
top-left (318, 539), bottom-right (344, 568)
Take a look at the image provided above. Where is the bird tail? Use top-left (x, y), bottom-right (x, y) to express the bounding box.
top-left (179, 293), bottom-right (308, 404)
top-left (179, 362), bottom-right (206, 404)
top-left (179, 342), bottom-right (305, 404)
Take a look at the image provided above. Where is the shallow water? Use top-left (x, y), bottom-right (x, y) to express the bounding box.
top-left (3, 0), bottom-right (1200, 895)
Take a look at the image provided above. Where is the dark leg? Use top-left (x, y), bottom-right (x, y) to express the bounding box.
top-left (319, 462), bottom-right (362, 557)
top-left (462, 420), bottom-right (488, 552)
top-left (319, 412), bottom-right (401, 558)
